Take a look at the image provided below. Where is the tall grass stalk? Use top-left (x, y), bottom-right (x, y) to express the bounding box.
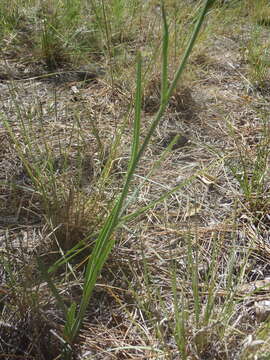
top-left (172, 265), bottom-right (187, 360)
top-left (40, 0), bottom-right (216, 351)
top-left (187, 233), bottom-right (201, 326)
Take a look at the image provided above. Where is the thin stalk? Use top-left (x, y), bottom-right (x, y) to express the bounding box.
top-left (161, 2), bottom-right (169, 106)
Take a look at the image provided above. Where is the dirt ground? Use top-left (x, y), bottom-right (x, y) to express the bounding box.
top-left (0, 4), bottom-right (270, 359)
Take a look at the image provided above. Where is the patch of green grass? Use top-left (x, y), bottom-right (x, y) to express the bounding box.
top-left (245, 27), bottom-right (270, 87)
top-left (228, 113), bottom-right (270, 223)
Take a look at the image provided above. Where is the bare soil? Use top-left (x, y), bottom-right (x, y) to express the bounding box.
top-left (0, 6), bottom-right (270, 359)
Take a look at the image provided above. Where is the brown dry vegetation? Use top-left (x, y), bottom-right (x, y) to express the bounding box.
top-left (0, 0), bottom-right (270, 359)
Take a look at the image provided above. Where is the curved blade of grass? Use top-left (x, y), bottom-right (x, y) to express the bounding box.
top-left (161, 2), bottom-right (169, 106)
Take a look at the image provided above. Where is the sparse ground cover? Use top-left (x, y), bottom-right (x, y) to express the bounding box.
top-left (0, 0), bottom-right (270, 359)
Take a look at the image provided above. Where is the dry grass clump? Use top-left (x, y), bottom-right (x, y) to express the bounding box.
top-left (143, 73), bottom-right (197, 121)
